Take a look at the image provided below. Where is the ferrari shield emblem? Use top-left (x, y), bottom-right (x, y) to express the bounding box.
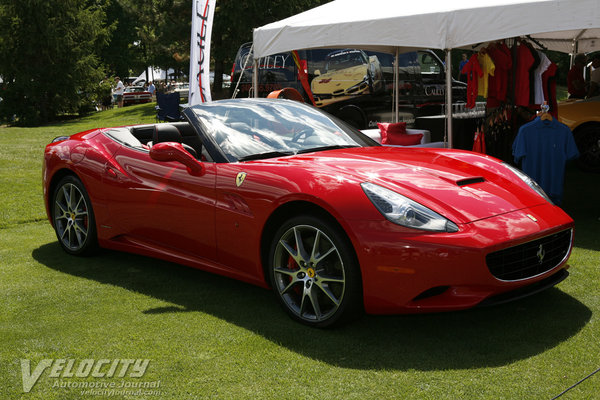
top-left (236, 172), bottom-right (247, 187)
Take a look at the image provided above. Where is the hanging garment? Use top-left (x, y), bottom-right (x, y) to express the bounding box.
top-left (512, 117), bottom-right (579, 205)
top-left (515, 43), bottom-right (535, 107)
top-left (472, 128), bottom-right (486, 154)
top-left (477, 52), bottom-right (495, 98)
top-left (542, 62), bottom-right (558, 118)
top-left (463, 54), bottom-right (483, 109)
top-left (525, 42), bottom-right (540, 104)
top-left (533, 51), bottom-right (551, 105)
top-left (487, 44), bottom-right (512, 107)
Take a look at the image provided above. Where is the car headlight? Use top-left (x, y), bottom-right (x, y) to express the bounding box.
top-left (361, 182), bottom-right (459, 232)
top-left (502, 163), bottom-right (553, 205)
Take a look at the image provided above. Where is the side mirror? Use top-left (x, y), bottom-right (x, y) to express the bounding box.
top-left (314, 69), bottom-right (321, 76)
top-left (149, 142), bottom-right (204, 176)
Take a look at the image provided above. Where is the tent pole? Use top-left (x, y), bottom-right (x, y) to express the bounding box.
top-left (445, 49), bottom-right (453, 148)
top-left (252, 58), bottom-right (259, 98)
top-left (394, 48), bottom-right (399, 123)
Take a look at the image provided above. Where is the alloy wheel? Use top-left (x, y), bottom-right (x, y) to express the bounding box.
top-left (54, 182), bottom-right (90, 252)
top-left (272, 224), bottom-right (346, 323)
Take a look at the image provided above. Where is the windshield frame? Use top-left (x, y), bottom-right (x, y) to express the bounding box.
top-left (183, 98), bottom-right (379, 163)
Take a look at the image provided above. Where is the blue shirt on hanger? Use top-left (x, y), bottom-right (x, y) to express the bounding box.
top-left (512, 116), bottom-right (579, 205)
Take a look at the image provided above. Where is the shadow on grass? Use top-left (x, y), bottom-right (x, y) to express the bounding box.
top-left (32, 242), bottom-right (591, 372)
top-left (563, 165), bottom-right (600, 252)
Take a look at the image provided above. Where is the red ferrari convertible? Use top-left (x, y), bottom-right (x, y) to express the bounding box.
top-left (43, 99), bottom-right (574, 327)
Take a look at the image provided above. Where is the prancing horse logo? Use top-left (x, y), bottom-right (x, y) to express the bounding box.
top-left (536, 244), bottom-right (545, 264)
top-left (236, 172), bottom-right (247, 187)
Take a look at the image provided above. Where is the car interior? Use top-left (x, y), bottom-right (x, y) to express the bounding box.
top-left (104, 122), bottom-right (211, 161)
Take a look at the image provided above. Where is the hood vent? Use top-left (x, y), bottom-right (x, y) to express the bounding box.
top-left (456, 177), bottom-right (485, 187)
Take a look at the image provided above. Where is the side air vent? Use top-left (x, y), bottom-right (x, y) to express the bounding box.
top-left (457, 177), bottom-right (485, 186)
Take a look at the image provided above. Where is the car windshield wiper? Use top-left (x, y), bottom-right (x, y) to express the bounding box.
top-left (237, 150), bottom-right (296, 161)
top-left (296, 145), bottom-right (360, 154)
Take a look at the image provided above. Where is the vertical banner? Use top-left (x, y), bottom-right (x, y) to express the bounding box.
top-left (291, 50), bottom-right (316, 106)
top-left (188, 0), bottom-right (215, 105)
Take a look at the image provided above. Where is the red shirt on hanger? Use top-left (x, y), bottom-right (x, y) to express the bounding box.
top-left (463, 54), bottom-right (483, 109)
top-left (487, 44), bottom-right (512, 107)
top-left (515, 43), bottom-right (535, 106)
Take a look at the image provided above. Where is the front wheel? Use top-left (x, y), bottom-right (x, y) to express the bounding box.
top-left (52, 175), bottom-right (98, 255)
top-left (268, 215), bottom-right (362, 327)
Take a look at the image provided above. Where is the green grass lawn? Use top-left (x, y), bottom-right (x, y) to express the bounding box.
top-left (1, 105), bottom-right (599, 399)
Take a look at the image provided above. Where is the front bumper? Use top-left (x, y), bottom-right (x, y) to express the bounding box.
top-left (347, 202), bottom-right (574, 314)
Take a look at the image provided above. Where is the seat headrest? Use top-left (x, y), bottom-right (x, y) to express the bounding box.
top-left (154, 124), bottom-right (182, 143)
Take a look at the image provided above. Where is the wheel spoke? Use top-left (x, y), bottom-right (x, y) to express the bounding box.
top-left (62, 186), bottom-right (71, 208)
top-left (67, 225), bottom-right (73, 247)
top-left (314, 246), bottom-right (336, 264)
top-left (69, 184), bottom-right (76, 209)
top-left (74, 196), bottom-right (84, 212)
top-left (273, 266), bottom-right (297, 277)
top-left (307, 287), bottom-right (322, 319)
top-left (279, 239), bottom-right (299, 261)
top-left (60, 225), bottom-right (69, 240)
top-left (318, 273), bottom-right (345, 284)
top-left (299, 291), bottom-right (308, 317)
top-left (293, 227), bottom-right (309, 260)
top-left (74, 220), bottom-right (88, 237)
top-left (280, 278), bottom-right (300, 295)
top-left (315, 281), bottom-right (341, 306)
top-left (75, 229), bottom-right (84, 248)
top-left (56, 201), bottom-right (68, 216)
top-left (310, 231), bottom-right (322, 261)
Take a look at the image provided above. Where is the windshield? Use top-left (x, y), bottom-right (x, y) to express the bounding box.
top-left (325, 50), bottom-right (366, 72)
top-left (189, 99), bottom-right (377, 162)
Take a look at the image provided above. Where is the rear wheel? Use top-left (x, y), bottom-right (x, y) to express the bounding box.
top-left (268, 215), bottom-right (362, 327)
top-left (52, 175), bottom-right (98, 255)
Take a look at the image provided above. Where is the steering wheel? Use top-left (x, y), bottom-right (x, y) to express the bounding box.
top-left (291, 127), bottom-right (316, 143)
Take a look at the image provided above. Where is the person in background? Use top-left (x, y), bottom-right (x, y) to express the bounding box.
top-left (458, 53), bottom-right (469, 83)
top-left (114, 77), bottom-right (125, 108)
top-left (567, 54), bottom-right (587, 99)
top-left (587, 54), bottom-right (600, 98)
top-left (147, 81), bottom-right (156, 99)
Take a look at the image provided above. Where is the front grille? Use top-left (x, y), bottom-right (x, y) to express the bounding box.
top-left (486, 229), bottom-right (572, 281)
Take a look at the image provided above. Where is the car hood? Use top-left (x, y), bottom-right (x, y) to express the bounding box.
top-left (279, 146), bottom-right (546, 224)
top-left (311, 65), bottom-right (367, 93)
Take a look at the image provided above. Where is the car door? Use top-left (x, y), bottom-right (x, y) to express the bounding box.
top-left (104, 144), bottom-right (217, 261)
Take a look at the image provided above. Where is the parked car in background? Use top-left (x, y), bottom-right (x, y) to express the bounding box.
top-left (311, 49), bottom-right (383, 106)
top-left (122, 86), bottom-right (152, 106)
top-left (230, 43), bottom-right (466, 129)
top-left (558, 96), bottom-right (600, 172)
top-left (172, 82), bottom-right (189, 102)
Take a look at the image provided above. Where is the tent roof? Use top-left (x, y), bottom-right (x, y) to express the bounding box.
top-left (253, 0), bottom-right (600, 57)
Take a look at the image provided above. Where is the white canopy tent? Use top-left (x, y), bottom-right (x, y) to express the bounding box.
top-left (132, 67), bottom-right (177, 85)
top-left (253, 0), bottom-right (600, 146)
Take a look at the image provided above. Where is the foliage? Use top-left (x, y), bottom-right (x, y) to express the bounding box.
top-left (100, 0), bottom-right (145, 79)
top-left (0, 0), bottom-right (112, 125)
top-left (111, 0), bottom-right (191, 81)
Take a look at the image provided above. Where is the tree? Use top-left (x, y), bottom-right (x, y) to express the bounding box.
top-left (100, 0), bottom-right (145, 79)
top-left (0, 0), bottom-right (111, 125)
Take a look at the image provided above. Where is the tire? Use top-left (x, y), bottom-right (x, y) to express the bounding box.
top-left (574, 125), bottom-right (600, 173)
top-left (268, 215), bottom-right (363, 327)
top-left (51, 175), bottom-right (98, 256)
